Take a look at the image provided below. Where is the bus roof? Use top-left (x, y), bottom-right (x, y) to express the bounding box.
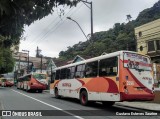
top-left (18, 72), bottom-right (47, 79)
top-left (53, 50), bottom-right (146, 71)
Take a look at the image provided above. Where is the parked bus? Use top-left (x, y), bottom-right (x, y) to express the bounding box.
top-left (50, 51), bottom-right (155, 106)
top-left (0, 78), bottom-right (14, 87)
top-left (17, 73), bottom-right (48, 93)
top-left (0, 78), bottom-right (4, 86)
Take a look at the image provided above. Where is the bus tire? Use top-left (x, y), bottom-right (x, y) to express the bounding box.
top-left (55, 88), bottom-right (60, 99)
top-left (102, 101), bottom-right (115, 107)
top-left (38, 90), bottom-right (43, 93)
top-left (26, 86), bottom-right (30, 92)
top-left (80, 90), bottom-right (88, 106)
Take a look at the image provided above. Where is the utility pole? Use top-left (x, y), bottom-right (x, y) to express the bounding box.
top-left (22, 50), bottom-right (30, 74)
top-left (51, 64), bottom-right (52, 76)
top-left (90, 1), bottom-right (93, 41)
top-left (41, 55), bottom-right (42, 73)
top-left (36, 46), bottom-right (42, 58)
top-left (18, 53), bottom-right (21, 71)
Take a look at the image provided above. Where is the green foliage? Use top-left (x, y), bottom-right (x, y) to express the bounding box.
top-left (135, 0), bottom-right (160, 26)
top-left (59, 0), bottom-right (160, 59)
top-left (0, 0), bottom-right (79, 73)
top-left (0, 47), bottom-right (15, 74)
top-left (0, 0), bottom-right (79, 47)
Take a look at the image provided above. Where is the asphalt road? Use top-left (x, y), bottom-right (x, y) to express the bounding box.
top-left (0, 87), bottom-right (159, 119)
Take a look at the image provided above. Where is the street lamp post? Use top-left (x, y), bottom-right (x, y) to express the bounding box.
top-left (22, 50), bottom-right (30, 74)
top-left (67, 0), bottom-right (93, 41)
top-left (67, 17), bottom-right (88, 40)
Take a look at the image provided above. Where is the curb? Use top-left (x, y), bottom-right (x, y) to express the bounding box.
top-left (115, 102), bottom-right (160, 112)
top-left (43, 90), bottom-right (49, 93)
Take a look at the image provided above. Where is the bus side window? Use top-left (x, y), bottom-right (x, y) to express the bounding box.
top-left (70, 66), bottom-right (75, 79)
top-left (99, 57), bottom-right (118, 77)
top-left (75, 64), bottom-right (85, 78)
top-left (85, 61), bottom-right (98, 78)
top-left (60, 68), bottom-right (67, 79)
top-left (51, 72), bottom-right (56, 83)
top-left (66, 68), bottom-right (71, 79)
top-left (55, 70), bottom-right (60, 80)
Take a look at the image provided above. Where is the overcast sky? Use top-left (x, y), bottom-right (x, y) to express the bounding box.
top-left (19, 0), bottom-right (159, 58)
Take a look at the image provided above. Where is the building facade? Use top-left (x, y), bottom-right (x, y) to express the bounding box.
top-left (135, 19), bottom-right (160, 63)
top-left (135, 19), bottom-right (160, 86)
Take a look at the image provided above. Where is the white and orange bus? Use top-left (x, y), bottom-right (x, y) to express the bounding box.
top-left (50, 51), bottom-right (155, 106)
top-left (17, 73), bottom-right (48, 93)
top-left (0, 78), bottom-right (14, 87)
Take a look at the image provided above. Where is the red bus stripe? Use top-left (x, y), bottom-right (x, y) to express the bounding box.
top-left (127, 69), bottom-right (152, 94)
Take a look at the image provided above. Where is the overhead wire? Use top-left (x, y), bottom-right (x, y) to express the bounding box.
top-left (23, 5), bottom-right (69, 48)
top-left (26, 3), bottom-right (84, 51)
top-left (35, 4), bottom-right (83, 44)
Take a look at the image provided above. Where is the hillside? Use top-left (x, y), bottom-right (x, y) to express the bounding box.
top-left (58, 0), bottom-right (160, 61)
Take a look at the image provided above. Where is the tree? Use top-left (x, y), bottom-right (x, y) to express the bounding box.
top-left (0, 48), bottom-right (14, 74)
top-left (57, 0), bottom-right (160, 63)
top-left (0, 0), bottom-right (79, 73)
top-left (0, 0), bottom-right (78, 46)
top-left (126, 14), bottom-right (132, 22)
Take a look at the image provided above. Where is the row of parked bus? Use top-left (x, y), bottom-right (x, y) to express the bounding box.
top-left (13, 51), bottom-right (155, 106)
top-left (0, 78), bottom-right (14, 87)
top-left (17, 73), bottom-right (48, 93)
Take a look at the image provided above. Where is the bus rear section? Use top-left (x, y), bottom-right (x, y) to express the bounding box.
top-left (28, 73), bottom-right (47, 92)
top-left (17, 73), bottom-right (47, 92)
top-left (0, 78), bottom-right (3, 86)
top-left (119, 52), bottom-right (154, 101)
top-left (5, 79), bottom-right (14, 87)
top-left (0, 78), bottom-right (7, 87)
top-left (0, 78), bottom-right (13, 87)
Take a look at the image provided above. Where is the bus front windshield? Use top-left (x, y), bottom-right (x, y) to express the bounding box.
top-left (33, 74), bottom-right (46, 80)
top-left (123, 52), bottom-right (152, 71)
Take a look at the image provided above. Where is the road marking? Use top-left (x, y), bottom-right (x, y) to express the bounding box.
top-left (11, 89), bottom-right (84, 119)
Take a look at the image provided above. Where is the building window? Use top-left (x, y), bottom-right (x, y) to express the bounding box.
top-left (140, 46), bottom-right (143, 51)
top-left (148, 41), bottom-right (155, 52)
top-left (138, 31), bottom-right (142, 37)
top-left (156, 40), bottom-right (160, 50)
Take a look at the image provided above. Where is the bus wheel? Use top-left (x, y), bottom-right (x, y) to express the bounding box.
top-left (55, 88), bottom-right (60, 98)
top-left (26, 86), bottom-right (30, 92)
top-left (38, 90), bottom-right (43, 93)
top-left (102, 101), bottom-right (115, 107)
top-left (80, 90), bottom-right (88, 106)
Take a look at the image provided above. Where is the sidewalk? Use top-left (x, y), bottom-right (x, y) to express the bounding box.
top-left (116, 101), bottom-right (160, 112)
top-left (43, 90), bottom-right (49, 93)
